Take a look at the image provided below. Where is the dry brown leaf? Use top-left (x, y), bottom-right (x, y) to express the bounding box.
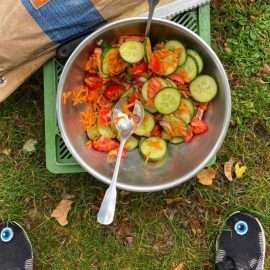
top-left (197, 167), bottom-right (216, 186)
top-left (0, 148), bottom-right (11, 156)
top-left (260, 63), bottom-right (270, 75)
top-left (224, 158), bottom-right (235, 181)
top-left (51, 199), bottom-right (73, 226)
top-left (173, 263), bottom-right (184, 270)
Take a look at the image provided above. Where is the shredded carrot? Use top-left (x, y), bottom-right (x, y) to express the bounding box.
top-left (107, 49), bottom-right (127, 75)
top-left (178, 103), bottom-right (189, 113)
top-left (62, 91), bottom-right (72, 105)
top-left (148, 141), bottom-right (162, 149)
top-left (72, 86), bottom-right (88, 106)
top-left (80, 106), bottom-right (97, 130)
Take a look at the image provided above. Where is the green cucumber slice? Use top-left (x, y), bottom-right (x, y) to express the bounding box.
top-left (102, 48), bottom-right (117, 75)
top-left (141, 77), bottom-right (168, 101)
top-left (140, 137), bottom-right (167, 161)
top-left (175, 98), bottom-right (195, 124)
top-left (162, 115), bottom-right (188, 137)
top-left (170, 137), bottom-right (184, 144)
top-left (165, 40), bottom-right (187, 66)
top-left (176, 56), bottom-right (198, 82)
top-left (187, 49), bottom-right (204, 74)
top-left (119, 41), bottom-right (145, 63)
top-left (98, 125), bottom-right (116, 138)
top-left (190, 75), bottom-right (218, 102)
top-left (161, 131), bottom-right (171, 141)
top-left (154, 88), bottom-right (181, 114)
top-left (125, 136), bottom-right (139, 151)
top-left (86, 125), bottom-right (100, 140)
top-left (135, 112), bottom-right (155, 136)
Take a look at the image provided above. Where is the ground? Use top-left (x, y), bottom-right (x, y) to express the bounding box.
top-left (0, 1), bottom-right (269, 269)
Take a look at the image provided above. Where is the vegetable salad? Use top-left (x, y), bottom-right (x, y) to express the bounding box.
top-left (63, 35), bottom-right (218, 162)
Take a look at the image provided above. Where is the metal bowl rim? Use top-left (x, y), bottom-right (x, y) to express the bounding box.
top-left (56, 17), bottom-right (231, 192)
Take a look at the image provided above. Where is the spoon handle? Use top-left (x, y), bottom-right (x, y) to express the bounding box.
top-left (145, 0), bottom-right (159, 37)
top-left (97, 139), bottom-right (126, 225)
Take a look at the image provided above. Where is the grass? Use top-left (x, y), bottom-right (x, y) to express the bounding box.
top-left (0, 1), bottom-right (270, 269)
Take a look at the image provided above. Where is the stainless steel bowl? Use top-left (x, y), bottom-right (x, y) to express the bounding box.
top-left (57, 18), bottom-right (231, 192)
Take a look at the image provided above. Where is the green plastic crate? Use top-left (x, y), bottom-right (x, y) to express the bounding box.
top-left (43, 4), bottom-right (211, 174)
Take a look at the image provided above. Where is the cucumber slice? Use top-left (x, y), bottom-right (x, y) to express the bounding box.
top-left (86, 125), bottom-right (100, 140)
top-left (102, 48), bottom-right (117, 75)
top-left (135, 112), bottom-right (155, 136)
top-left (170, 137), bottom-right (184, 144)
top-left (125, 136), bottom-right (139, 151)
top-left (140, 137), bottom-right (167, 161)
top-left (190, 75), bottom-right (218, 102)
top-left (161, 131), bottom-right (171, 141)
top-left (165, 40), bottom-right (187, 66)
top-left (175, 98), bottom-right (195, 124)
top-left (98, 125), bottom-right (116, 138)
top-left (187, 49), bottom-right (204, 73)
top-left (154, 88), bottom-right (181, 114)
top-left (141, 77), bottom-right (168, 101)
top-left (119, 41), bottom-right (145, 63)
top-left (144, 37), bottom-right (152, 63)
top-left (176, 56), bottom-right (198, 82)
top-left (162, 115), bottom-right (188, 137)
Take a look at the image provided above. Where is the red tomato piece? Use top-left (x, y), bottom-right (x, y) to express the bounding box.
top-left (148, 78), bottom-right (162, 99)
top-left (104, 83), bottom-right (124, 101)
top-left (169, 74), bottom-right (186, 85)
top-left (190, 117), bottom-right (208, 135)
top-left (84, 76), bottom-right (103, 91)
top-left (98, 107), bottom-right (111, 127)
top-left (149, 54), bottom-right (161, 74)
top-left (150, 124), bottom-right (162, 137)
top-left (130, 62), bottom-right (148, 76)
top-left (92, 137), bottom-right (119, 152)
top-left (184, 127), bottom-right (194, 143)
top-left (128, 91), bottom-right (140, 104)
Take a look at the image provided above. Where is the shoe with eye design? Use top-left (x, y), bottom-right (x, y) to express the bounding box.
top-left (0, 222), bottom-right (33, 270)
top-left (215, 211), bottom-right (265, 270)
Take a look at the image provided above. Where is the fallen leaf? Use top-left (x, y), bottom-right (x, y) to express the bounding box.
top-left (173, 263), bottom-right (184, 270)
top-left (197, 167), bottom-right (216, 186)
top-left (224, 158), bottom-right (235, 181)
top-left (51, 199), bottom-right (73, 226)
top-left (259, 63), bottom-right (270, 75)
top-left (234, 162), bottom-right (247, 178)
top-left (0, 148), bottom-right (11, 156)
top-left (23, 139), bottom-right (38, 153)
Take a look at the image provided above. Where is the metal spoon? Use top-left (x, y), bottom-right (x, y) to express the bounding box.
top-left (97, 98), bottom-right (144, 225)
top-left (145, 0), bottom-right (160, 37)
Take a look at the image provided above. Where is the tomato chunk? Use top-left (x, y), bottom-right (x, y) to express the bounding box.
top-left (184, 127), bottom-right (194, 143)
top-left (150, 124), bottom-right (162, 137)
top-left (130, 62), bottom-right (148, 76)
top-left (190, 117), bottom-right (208, 135)
top-left (104, 83), bottom-right (124, 101)
top-left (92, 137), bottom-right (119, 152)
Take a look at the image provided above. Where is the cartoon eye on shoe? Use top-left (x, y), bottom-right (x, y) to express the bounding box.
top-left (234, 220), bottom-right (248, 236)
top-left (0, 227), bottom-right (14, 242)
